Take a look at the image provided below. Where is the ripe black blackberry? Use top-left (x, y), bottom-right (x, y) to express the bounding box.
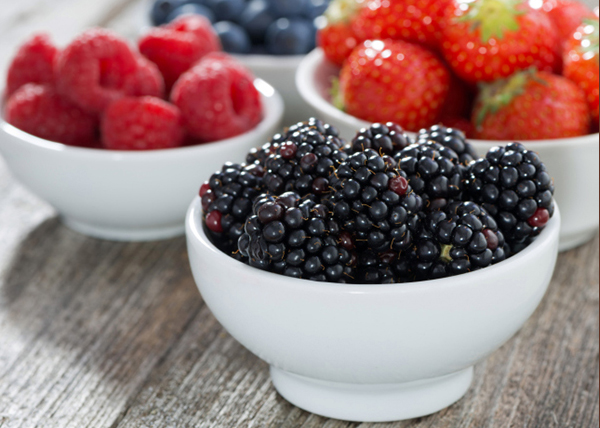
top-left (201, 162), bottom-right (265, 253)
top-left (329, 149), bottom-right (423, 253)
top-left (395, 141), bottom-right (466, 211)
top-left (417, 124), bottom-right (478, 165)
top-left (262, 125), bottom-right (348, 196)
top-left (465, 143), bottom-right (555, 245)
top-left (355, 250), bottom-right (403, 284)
top-left (350, 122), bottom-right (413, 157)
top-left (246, 118), bottom-right (343, 168)
top-left (239, 192), bottom-right (355, 282)
top-left (407, 201), bottom-right (507, 281)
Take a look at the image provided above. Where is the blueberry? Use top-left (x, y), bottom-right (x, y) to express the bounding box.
top-left (151, 0), bottom-right (183, 25)
top-left (239, 0), bottom-right (275, 42)
top-left (268, 0), bottom-right (308, 17)
top-left (206, 0), bottom-right (246, 21)
top-left (214, 21), bottom-right (252, 53)
top-left (265, 18), bottom-right (314, 55)
top-left (304, 0), bottom-right (329, 19)
top-left (166, 3), bottom-right (216, 22)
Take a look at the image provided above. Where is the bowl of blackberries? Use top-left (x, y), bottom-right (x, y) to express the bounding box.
top-left (150, 0), bottom-right (330, 122)
top-left (185, 118), bottom-right (560, 422)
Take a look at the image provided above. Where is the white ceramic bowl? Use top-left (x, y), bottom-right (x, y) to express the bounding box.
top-left (235, 54), bottom-right (316, 125)
top-left (0, 80), bottom-right (283, 241)
top-left (186, 196), bottom-right (560, 422)
top-left (296, 48), bottom-right (599, 251)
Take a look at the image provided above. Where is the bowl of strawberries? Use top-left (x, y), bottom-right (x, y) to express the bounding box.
top-left (0, 18), bottom-right (283, 241)
top-left (296, 0), bottom-right (599, 251)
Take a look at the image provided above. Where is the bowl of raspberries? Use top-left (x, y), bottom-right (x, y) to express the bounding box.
top-left (148, 0), bottom-right (331, 124)
top-left (186, 118), bottom-right (560, 422)
top-left (0, 19), bottom-right (283, 241)
top-left (296, 0), bottom-right (599, 251)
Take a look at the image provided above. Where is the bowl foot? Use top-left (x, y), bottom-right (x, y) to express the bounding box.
top-left (270, 366), bottom-right (473, 422)
top-left (62, 217), bottom-right (185, 242)
top-left (559, 228), bottom-right (599, 252)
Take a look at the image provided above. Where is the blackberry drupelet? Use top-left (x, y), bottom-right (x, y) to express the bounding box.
top-left (465, 143), bottom-right (555, 245)
top-left (395, 141), bottom-right (466, 211)
top-left (355, 250), bottom-right (401, 284)
top-left (350, 122), bottom-right (413, 157)
top-left (239, 192), bottom-right (355, 282)
top-left (417, 124), bottom-right (478, 165)
top-left (262, 124), bottom-right (348, 196)
top-left (329, 149), bottom-right (423, 253)
top-left (408, 201), bottom-right (506, 280)
top-left (246, 117), bottom-right (343, 168)
top-left (201, 162), bottom-right (265, 253)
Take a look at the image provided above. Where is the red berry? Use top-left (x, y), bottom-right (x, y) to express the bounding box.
top-left (55, 29), bottom-right (138, 114)
top-left (123, 57), bottom-right (165, 98)
top-left (139, 15), bottom-right (219, 90)
top-left (317, 0), bottom-right (363, 66)
top-left (171, 57), bottom-right (262, 141)
top-left (6, 33), bottom-right (59, 97)
top-left (563, 18), bottom-right (599, 125)
top-left (199, 182), bottom-right (211, 197)
top-left (5, 84), bottom-right (97, 146)
top-left (352, 0), bottom-right (451, 50)
top-left (339, 39), bottom-right (450, 132)
top-left (483, 228), bottom-right (499, 251)
top-left (528, 208), bottom-right (550, 228)
top-left (101, 97), bottom-right (185, 150)
top-left (280, 141), bottom-right (298, 159)
top-left (472, 70), bottom-right (590, 140)
top-left (205, 210), bottom-right (223, 233)
top-left (389, 175), bottom-right (409, 196)
top-left (441, 0), bottom-right (558, 84)
top-left (539, 0), bottom-right (594, 41)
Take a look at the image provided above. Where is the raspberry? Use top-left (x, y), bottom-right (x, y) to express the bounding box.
top-left (55, 29), bottom-right (138, 114)
top-left (171, 56), bottom-right (262, 141)
top-left (139, 15), bottom-right (220, 90)
top-left (6, 33), bottom-right (59, 97)
top-left (5, 84), bottom-right (97, 146)
top-left (123, 57), bottom-right (165, 98)
top-left (101, 97), bottom-right (185, 150)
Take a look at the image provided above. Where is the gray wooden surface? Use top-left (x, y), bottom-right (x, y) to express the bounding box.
top-left (0, 0), bottom-right (599, 426)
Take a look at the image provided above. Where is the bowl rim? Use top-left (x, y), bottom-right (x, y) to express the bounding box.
top-left (296, 48), bottom-right (600, 149)
top-left (186, 195), bottom-right (561, 293)
top-left (0, 78), bottom-right (283, 160)
top-left (233, 53), bottom-right (305, 69)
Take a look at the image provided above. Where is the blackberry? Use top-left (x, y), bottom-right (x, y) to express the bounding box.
top-left (355, 250), bottom-right (401, 284)
top-left (408, 201), bottom-right (506, 280)
top-left (246, 117), bottom-right (343, 167)
top-left (465, 143), bottom-right (555, 245)
top-left (350, 122), bottom-right (413, 157)
top-left (395, 141), bottom-right (466, 210)
top-left (262, 125), bottom-right (348, 196)
top-left (201, 162), bottom-right (265, 252)
top-left (239, 192), bottom-right (355, 282)
top-left (417, 124), bottom-right (478, 165)
top-left (329, 149), bottom-right (423, 253)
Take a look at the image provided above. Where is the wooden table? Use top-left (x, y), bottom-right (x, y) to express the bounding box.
top-left (1, 0), bottom-right (599, 426)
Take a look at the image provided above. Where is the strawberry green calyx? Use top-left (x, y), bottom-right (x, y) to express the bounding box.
top-left (457, 0), bottom-right (525, 43)
top-left (324, 0), bottom-right (364, 25)
top-left (475, 68), bottom-right (539, 127)
top-left (331, 77), bottom-right (345, 111)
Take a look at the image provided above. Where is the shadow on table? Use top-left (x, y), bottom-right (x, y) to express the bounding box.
top-left (0, 216), bottom-right (203, 404)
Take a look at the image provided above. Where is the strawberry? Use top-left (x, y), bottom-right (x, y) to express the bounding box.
top-left (472, 69), bottom-right (590, 140)
top-left (337, 39), bottom-right (451, 132)
top-left (537, 0), bottom-right (594, 41)
top-left (563, 17), bottom-right (599, 126)
top-left (441, 0), bottom-right (558, 84)
top-left (352, 0), bottom-right (452, 50)
top-left (317, 0), bottom-right (363, 66)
